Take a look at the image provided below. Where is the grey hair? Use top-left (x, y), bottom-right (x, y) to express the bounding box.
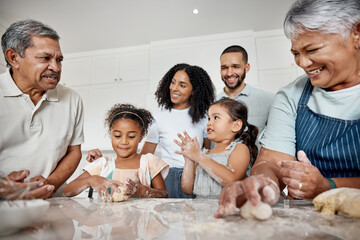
top-left (284, 0), bottom-right (360, 40)
top-left (1, 19), bottom-right (60, 67)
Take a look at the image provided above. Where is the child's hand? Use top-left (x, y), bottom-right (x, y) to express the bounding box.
top-left (121, 179), bottom-right (142, 197)
top-left (89, 176), bottom-right (122, 202)
top-left (86, 149), bottom-right (103, 162)
top-left (174, 131), bottom-right (202, 162)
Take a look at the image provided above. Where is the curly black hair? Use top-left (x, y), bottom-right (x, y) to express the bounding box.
top-left (105, 103), bottom-right (154, 137)
top-left (212, 97), bottom-right (259, 165)
top-left (155, 63), bottom-right (215, 124)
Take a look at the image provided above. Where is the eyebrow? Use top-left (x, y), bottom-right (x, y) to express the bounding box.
top-left (172, 78), bottom-right (188, 85)
top-left (38, 52), bottom-right (64, 60)
top-left (291, 43), bottom-right (317, 52)
top-left (113, 130), bottom-right (138, 134)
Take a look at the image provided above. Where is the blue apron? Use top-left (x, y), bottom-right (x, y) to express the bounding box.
top-left (295, 79), bottom-right (360, 178)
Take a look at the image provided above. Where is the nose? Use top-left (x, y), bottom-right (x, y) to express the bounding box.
top-left (171, 83), bottom-right (179, 92)
top-left (297, 55), bottom-right (313, 69)
top-left (48, 59), bottom-right (61, 72)
top-left (226, 67), bottom-right (234, 76)
top-left (120, 136), bottom-right (128, 144)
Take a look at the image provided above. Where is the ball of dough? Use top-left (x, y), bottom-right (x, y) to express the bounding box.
top-left (313, 187), bottom-right (360, 218)
top-left (112, 186), bottom-right (127, 202)
top-left (240, 200), bottom-right (273, 220)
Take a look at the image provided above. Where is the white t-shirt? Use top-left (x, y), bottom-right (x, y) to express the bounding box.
top-left (145, 108), bottom-right (208, 168)
top-left (260, 74), bottom-right (360, 156)
top-left (0, 69), bottom-right (84, 178)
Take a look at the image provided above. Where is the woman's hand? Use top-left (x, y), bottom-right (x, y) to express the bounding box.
top-left (214, 176), bottom-right (280, 218)
top-left (86, 149), bottom-right (103, 162)
top-left (174, 131), bottom-right (202, 162)
top-left (280, 150), bottom-right (329, 199)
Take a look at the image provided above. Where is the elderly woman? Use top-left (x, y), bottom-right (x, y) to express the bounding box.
top-left (215, 0), bottom-right (360, 218)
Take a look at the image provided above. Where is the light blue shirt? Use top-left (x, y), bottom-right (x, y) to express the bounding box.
top-left (217, 84), bottom-right (274, 135)
top-left (260, 74), bottom-right (360, 156)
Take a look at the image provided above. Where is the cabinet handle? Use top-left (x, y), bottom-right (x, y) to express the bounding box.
top-left (114, 78), bottom-right (118, 81)
top-left (119, 78), bottom-right (123, 81)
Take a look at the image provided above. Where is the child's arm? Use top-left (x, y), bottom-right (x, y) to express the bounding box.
top-left (181, 157), bottom-right (197, 195)
top-left (198, 143), bottom-right (250, 186)
top-left (63, 171), bottom-right (122, 200)
top-left (125, 174), bottom-right (168, 198)
top-left (175, 132), bottom-right (249, 186)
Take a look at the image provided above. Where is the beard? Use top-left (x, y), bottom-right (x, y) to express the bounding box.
top-left (222, 72), bottom-right (246, 90)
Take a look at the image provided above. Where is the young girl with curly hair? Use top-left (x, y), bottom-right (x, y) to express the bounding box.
top-left (140, 63), bottom-right (215, 198)
top-left (64, 104), bottom-right (169, 201)
top-left (175, 98), bottom-right (258, 198)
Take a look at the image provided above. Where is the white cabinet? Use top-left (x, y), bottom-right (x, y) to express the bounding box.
top-left (61, 57), bottom-right (93, 87)
top-left (255, 31), bottom-right (303, 93)
top-left (78, 80), bottom-right (148, 150)
top-left (0, 23), bottom-right (7, 73)
top-left (92, 50), bottom-right (149, 84)
top-left (62, 47), bottom-right (150, 150)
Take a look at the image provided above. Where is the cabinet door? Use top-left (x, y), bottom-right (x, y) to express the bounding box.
top-left (61, 57), bottom-right (92, 87)
top-left (258, 68), bottom-right (304, 93)
top-left (256, 35), bottom-right (295, 70)
top-left (0, 23), bottom-right (6, 70)
top-left (92, 54), bottom-right (120, 85)
top-left (0, 64), bottom-right (6, 74)
top-left (119, 51), bottom-right (149, 82)
top-left (85, 83), bottom-right (120, 150)
top-left (69, 85), bottom-right (91, 149)
top-left (116, 80), bottom-right (148, 108)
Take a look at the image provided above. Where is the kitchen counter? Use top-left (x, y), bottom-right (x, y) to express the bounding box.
top-left (1, 197), bottom-right (359, 240)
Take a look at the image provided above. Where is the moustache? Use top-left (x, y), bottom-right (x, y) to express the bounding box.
top-left (41, 71), bottom-right (59, 79)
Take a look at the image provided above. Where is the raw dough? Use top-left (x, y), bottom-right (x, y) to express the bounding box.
top-left (112, 186), bottom-right (127, 202)
top-left (313, 187), bottom-right (360, 218)
top-left (240, 200), bottom-right (272, 220)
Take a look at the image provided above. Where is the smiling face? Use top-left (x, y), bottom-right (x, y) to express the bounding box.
top-left (169, 70), bottom-right (193, 109)
top-left (111, 118), bottom-right (143, 160)
top-left (290, 31), bottom-right (360, 91)
top-left (12, 36), bottom-right (63, 92)
top-left (220, 52), bottom-right (249, 90)
top-left (206, 104), bottom-right (241, 142)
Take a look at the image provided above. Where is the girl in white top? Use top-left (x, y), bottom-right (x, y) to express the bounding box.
top-left (175, 98), bottom-right (258, 198)
top-left (64, 104), bottom-right (169, 201)
top-left (87, 64), bottom-right (215, 198)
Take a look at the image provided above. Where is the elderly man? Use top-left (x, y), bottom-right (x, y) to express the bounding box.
top-left (0, 19), bottom-right (84, 199)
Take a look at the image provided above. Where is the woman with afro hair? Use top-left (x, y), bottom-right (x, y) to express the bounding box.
top-left (140, 63), bottom-right (215, 198)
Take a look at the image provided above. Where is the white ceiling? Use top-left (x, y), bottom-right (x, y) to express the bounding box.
top-left (0, 0), bottom-right (295, 54)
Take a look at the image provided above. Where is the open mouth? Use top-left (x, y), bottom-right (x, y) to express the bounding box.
top-left (308, 66), bottom-right (324, 75)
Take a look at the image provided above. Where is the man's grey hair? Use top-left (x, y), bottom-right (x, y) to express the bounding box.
top-left (284, 0), bottom-right (360, 40)
top-left (1, 19), bottom-right (60, 67)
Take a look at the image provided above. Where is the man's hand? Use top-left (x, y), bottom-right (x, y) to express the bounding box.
top-left (86, 149), bottom-right (103, 162)
top-left (1, 170), bottom-right (55, 200)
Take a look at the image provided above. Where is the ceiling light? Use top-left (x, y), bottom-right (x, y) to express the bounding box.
top-left (193, 9), bottom-right (199, 15)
